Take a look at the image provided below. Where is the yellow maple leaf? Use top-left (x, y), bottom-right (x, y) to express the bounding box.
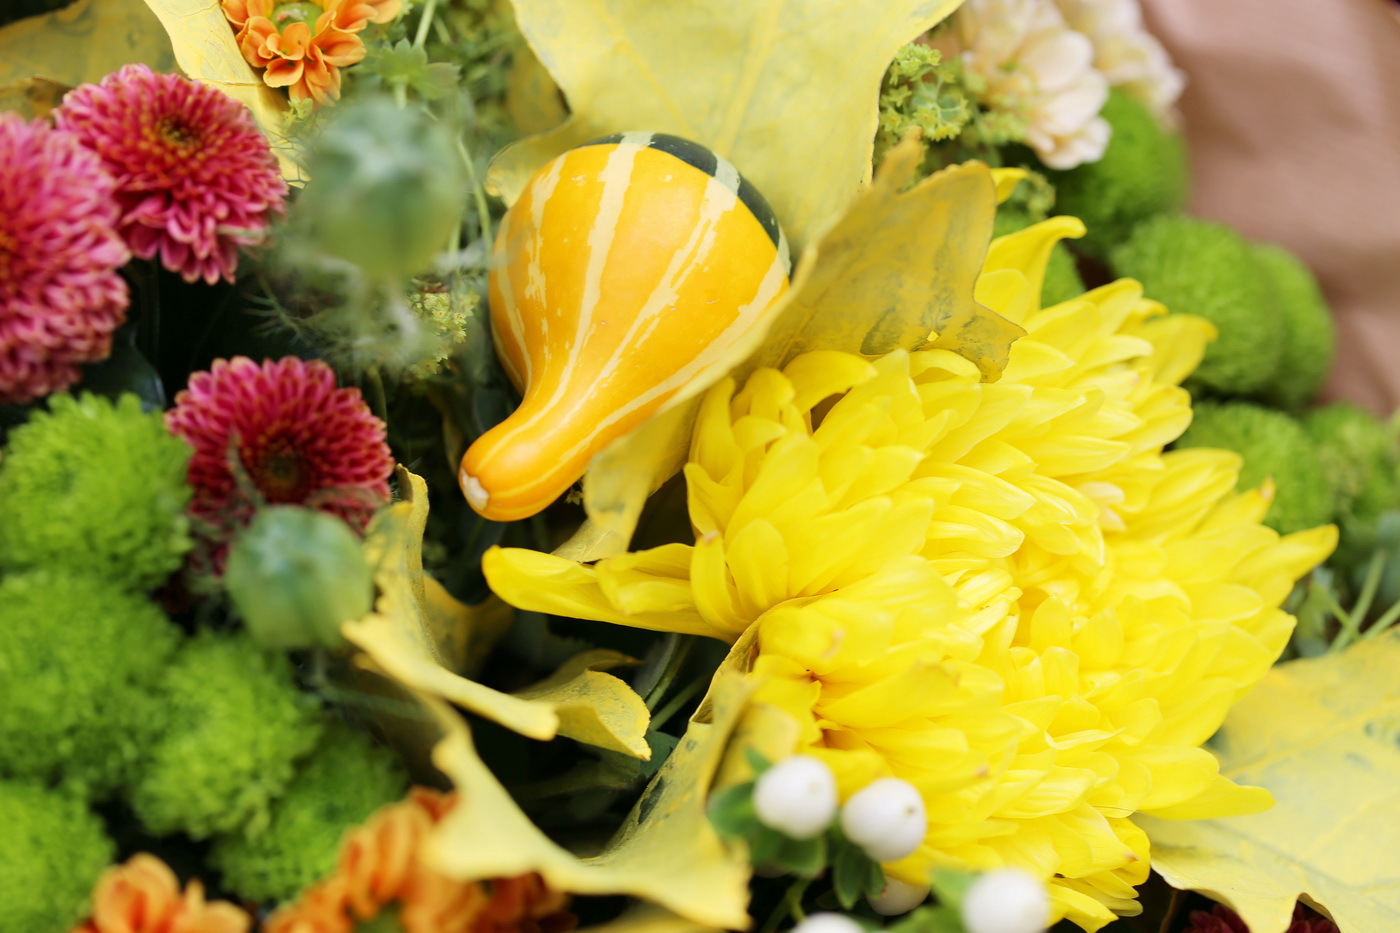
top-left (1141, 629), bottom-right (1400, 933)
top-left (425, 671), bottom-right (756, 928)
top-left (0, 0), bottom-right (175, 116)
top-left (345, 466), bottom-right (652, 758)
top-left (487, 0), bottom-right (966, 255)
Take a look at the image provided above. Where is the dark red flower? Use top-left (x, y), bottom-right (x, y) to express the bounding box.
top-left (166, 356), bottom-right (392, 541)
top-left (54, 64), bottom-right (287, 285)
top-left (1184, 903), bottom-right (1339, 933)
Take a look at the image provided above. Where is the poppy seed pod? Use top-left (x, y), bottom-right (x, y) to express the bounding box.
top-left (299, 96), bottom-right (466, 279)
top-left (225, 506), bottom-right (374, 650)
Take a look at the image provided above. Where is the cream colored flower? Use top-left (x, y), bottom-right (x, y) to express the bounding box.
top-left (1053, 0), bottom-right (1185, 126)
top-left (932, 0), bottom-right (1110, 169)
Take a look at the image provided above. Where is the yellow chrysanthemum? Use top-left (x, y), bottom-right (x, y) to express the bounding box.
top-left (484, 218), bottom-right (1336, 931)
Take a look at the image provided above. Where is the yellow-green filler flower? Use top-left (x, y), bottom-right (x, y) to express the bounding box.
top-left (484, 219), bottom-right (1336, 932)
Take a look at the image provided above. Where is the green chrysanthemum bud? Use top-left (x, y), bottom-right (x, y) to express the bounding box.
top-left (0, 569), bottom-right (181, 797)
top-left (1303, 403), bottom-right (1400, 571)
top-left (0, 779), bottom-right (113, 933)
top-left (0, 392), bottom-right (192, 591)
top-left (1111, 215), bottom-right (1278, 396)
top-left (1252, 244), bottom-right (1336, 410)
top-left (1175, 400), bottom-right (1335, 536)
top-left (299, 96), bottom-right (466, 279)
top-left (225, 506), bottom-right (374, 650)
top-left (1049, 88), bottom-right (1188, 259)
top-left (129, 631), bottom-right (323, 839)
top-left (210, 722), bottom-right (406, 902)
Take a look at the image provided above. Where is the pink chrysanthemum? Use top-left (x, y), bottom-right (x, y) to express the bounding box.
top-left (0, 113), bottom-right (130, 406)
top-left (166, 357), bottom-right (393, 541)
top-left (53, 64), bottom-right (288, 285)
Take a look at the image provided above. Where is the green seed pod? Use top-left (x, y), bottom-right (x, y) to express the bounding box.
top-left (299, 96), bottom-right (466, 279)
top-left (225, 506), bottom-right (374, 650)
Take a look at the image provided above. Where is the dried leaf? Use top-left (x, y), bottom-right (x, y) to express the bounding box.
top-left (425, 671), bottom-right (757, 929)
top-left (511, 648), bottom-right (651, 758)
top-left (487, 0), bottom-right (966, 255)
top-left (346, 467), bottom-right (651, 756)
top-left (1141, 630), bottom-right (1400, 933)
top-left (0, 0), bottom-right (174, 116)
top-left (139, 0), bottom-right (302, 181)
top-left (746, 144), bottom-right (1019, 377)
top-left (505, 40), bottom-right (566, 137)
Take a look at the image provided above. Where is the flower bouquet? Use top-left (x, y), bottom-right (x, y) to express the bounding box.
top-left (0, 1), bottom-right (1395, 932)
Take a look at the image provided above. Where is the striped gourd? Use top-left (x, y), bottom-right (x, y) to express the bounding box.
top-left (458, 132), bottom-right (791, 521)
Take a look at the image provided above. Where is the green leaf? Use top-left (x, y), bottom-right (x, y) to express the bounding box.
top-left (706, 782), bottom-right (759, 840)
top-left (887, 904), bottom-right (965, 933)
top-left (864, 858), bottom-right (888, 900)
top-left (773, 833), bottom-right (827, 879)
top-left (1141, 629), bottom-right (1400, 933)
top-left (928, 868), bottom-right (976, 910)
top-left (831, 836), bottom-right (870, 910)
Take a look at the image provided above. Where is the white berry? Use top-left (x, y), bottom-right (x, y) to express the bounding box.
top-left (960, 868), bottom-right (1050, 933)
top-left (868, 877), bottom-right (929, 915)
top-left (839, 777), bottom-right (926, 862)
top-left (753, 755), bottom-right (839, 839)
top-left (790, 913), bottom-right (865, 933)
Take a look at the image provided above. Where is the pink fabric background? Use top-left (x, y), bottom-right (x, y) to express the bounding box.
top-left (1139, 0), bottom-right (1400, 415)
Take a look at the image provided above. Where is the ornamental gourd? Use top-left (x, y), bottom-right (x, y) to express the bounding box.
top-left (459, 133), bottom-right (791, 521)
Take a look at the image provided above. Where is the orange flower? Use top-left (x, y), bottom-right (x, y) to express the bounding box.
top-left (268, 788), bottom-right (575, 933)
top-left (71, 854), bottom-right (251, 933)
top-left (221, 0), bottom-right (401, 105)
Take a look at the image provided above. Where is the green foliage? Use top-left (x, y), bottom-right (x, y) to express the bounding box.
top-left (875, 40), bottom-right (1033, 177)
top-left (1176, 400), bottom-right (1334, 536)
top-left (405, 283), bottom-right (482, 380)
top-left (993, 206), bottom-right (1085, 308)
top-left (0, 393), bottom-right (192, 591)
top-left (1303, 403), bottom-right (1399, 570)
top-left (426, 0), bottom-right (523, 149)
top-left (0, 570), bottom-right (180, 796)
top-left (1049, 88), bottom-right (1188, 259)
top-left (360, 39), bottom-right (463, 101)
top-left (129, 631), bottom-right (323, 839)
top-left (0, 779), bottom-right (113, 933)
top-left (875, 44), bottom-right (973, 165)
top-left (210, 722), bottom-right (407, 902)
top-left (1111, 215), bottom-right (1278, 395)
top-left (1252, 244), bottom-right (1336, 410)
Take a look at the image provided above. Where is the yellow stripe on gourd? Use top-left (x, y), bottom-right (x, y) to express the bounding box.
top-left (461, 140), bottom-right (788, 522)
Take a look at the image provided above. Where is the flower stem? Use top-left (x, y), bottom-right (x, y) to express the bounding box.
top-left (129, 260), bottom-right (161, 365)
top-left (455, 134), bottom-right (494, 246)
top-left (650, 673), bottom-right (706, 729)
top-left (413, 0), bottom-right (438, 48)
top-left (1334, 549), bottom-right (1386, 651)
top-left (643, 635), bottom-right (695, 711)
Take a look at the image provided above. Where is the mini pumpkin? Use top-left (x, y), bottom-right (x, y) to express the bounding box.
top-left (459, 133), bottom-right (791, 521)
